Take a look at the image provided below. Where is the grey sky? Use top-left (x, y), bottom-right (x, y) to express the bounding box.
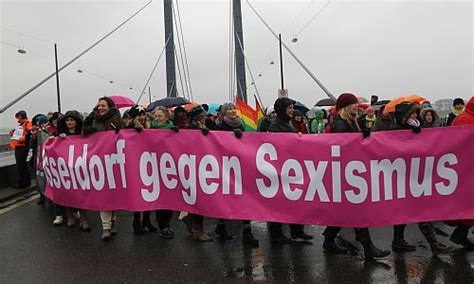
top-left (1, 0), bottom-right (472, 129)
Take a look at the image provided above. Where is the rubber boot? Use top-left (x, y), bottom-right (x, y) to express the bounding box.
top-left (356, 229), bottom-right (391, 259)
top-left (142, 211), bottom-right (157, 233)
top-left (419, 223), bottom-right (452, 255)
top-left (242, 227), bottom-right (259, 247)
top-left (133, 213), bottom-right (144, 235)
top-left (392, 224), bottom-right (416, 252)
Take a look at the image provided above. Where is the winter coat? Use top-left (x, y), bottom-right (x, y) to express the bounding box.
top-left (83, 107), bottom-right (122, 135)
top-left (452, 97), bottom-right (474, 126)
top-left (372, 111), bottom-right (397, 131)
top-left (330, 116), bottom-right (360, 133)
top-left (446, 107), bottom-right (464, 126)
top-left (310, 109), bottom-right (325, 134)
top-left (258, 117), bottom-right (272, 132)
top-left (269, 97), bottom-right (296, 133)
top-left (57, 110), bottom-right (83, 136)
top-left (420, 107), bottom-right (440, 128)
top-left (217, 118), bottom-right (244, 132)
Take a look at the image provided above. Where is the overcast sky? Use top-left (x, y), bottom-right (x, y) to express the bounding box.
top-left (1, 0), bottom-right (472, 128)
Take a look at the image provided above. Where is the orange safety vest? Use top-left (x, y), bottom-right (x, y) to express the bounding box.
top-left (10, 120), bottom-right (32, 149)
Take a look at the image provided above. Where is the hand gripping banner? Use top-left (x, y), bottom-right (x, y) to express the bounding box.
top-left (44, 126), bottom-right (474, 227)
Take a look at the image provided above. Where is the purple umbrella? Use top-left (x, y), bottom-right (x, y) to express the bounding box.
top-left (109, 95), bottom-right (135, 109)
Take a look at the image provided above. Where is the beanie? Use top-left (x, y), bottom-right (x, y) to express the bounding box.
top-left (453, 98), bottom-right (465, 107)
top-left (336, 93), bottom-right (358, 111)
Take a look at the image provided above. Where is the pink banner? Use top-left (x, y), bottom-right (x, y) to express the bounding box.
top-left (44, 125), bottom-right (474, 227)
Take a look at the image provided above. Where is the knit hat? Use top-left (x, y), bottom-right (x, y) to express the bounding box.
top-left (174, 106), bottom-right (187, 116)
top-left (128, 105), bottom-right (147, 119)
top-left (336, 93), bottom-right (358, 111)
top-left (365, 106), bottom-right (375, 115)
top-left (453, 98), bottom-right (465, 107)
top-left (35, 114), bottom-right (49, 126)
top-left (265, 106), bottom-right (275, 116)
top-left (15, 110), bottom-right (27, 119)
top-left (220, 102), bottom-right (236, 115)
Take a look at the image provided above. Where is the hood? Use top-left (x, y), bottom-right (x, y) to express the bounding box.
top-left (466, 97), bottom-right (474, 115)
top-left (57, 110), bottom-right (83, 134)
top-left (420, 107), bottom-right (439, 123)
top-left (274, 97), bottom-right (295, 122)
top-left (394, 102), bottom-right (420, 128)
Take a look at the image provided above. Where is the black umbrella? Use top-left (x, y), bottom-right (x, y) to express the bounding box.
top-left (294, 101), bottom-right (310, 115)
top-left (146, 97), bottom-right (190, 111)
top-left (315, 98), bottom-right (336, 107)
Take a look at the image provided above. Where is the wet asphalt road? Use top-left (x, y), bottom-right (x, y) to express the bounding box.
top-left (0, 197), bottom-right (473, 283)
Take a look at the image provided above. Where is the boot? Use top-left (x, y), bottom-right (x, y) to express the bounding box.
top-left (392, 224), bottom-right (416, 252)
top-left (419, 223), bottom-right (452, 255)
top-left (192, 228), bottom-right (213, 242)
top-left (291, 229), bottom-right (314, 241)
top-left (79, 217), bottom-right (91, 232)
top-left (242, 227), bottom-right (259, 247)
top-left (450, 225), bottom-right (474, 250)
top-left (133, 214), bottom-right (144, 235)
top-left (111, 220), bottom-right (117, 235)
top-left (323, 238), bottom-right (348, 254)
top-left (102, 229), bottom-right (112, 241)
top-left (215, 223), bottom-right (232, 240)
top-left (392, 239), bottom-right (416, 252)
top-left (182, 215), bottom-right (193, 235)
top-left (142, 212), bottom-right (158, 233)
top-left (66, 209), bottom-right (75, 227)
top-left (356, 229), bottom-right (391, 259)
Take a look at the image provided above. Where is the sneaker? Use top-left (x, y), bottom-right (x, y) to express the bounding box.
top-left (53, 216), bottom-right (63, 226)
top-left (192, 228), bottom-right (213, 242)
top-left (291, 231), bottom-right (314, 241)
top-left (102, 229), bottom-right (112, 241)
top-left (430, 242), bottom-right (453, 256)
top-left (159, 227), bottom-right (174, 239)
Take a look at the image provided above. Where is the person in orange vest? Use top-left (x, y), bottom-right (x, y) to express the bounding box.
top-left (10, 110), bottom-right (33, 189)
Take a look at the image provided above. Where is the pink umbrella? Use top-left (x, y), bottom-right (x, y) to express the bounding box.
top-left (109, 95), bottom-right (135, 109)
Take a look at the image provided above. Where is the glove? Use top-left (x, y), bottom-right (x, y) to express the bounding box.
top-left (114, 128), bottom-right (120, 134)
top-left (170, 126), bottom-right (179, 133)
top-left (135, 126), bottom-right (143, 133)
top-left (233, 129), bottom-right (243, 139)
top-left (201, 128), bottom-right (209, 136)
top-left (361, 129), bottom-right (371, 139)
top-left (412, 126), bottom-right (421, 134)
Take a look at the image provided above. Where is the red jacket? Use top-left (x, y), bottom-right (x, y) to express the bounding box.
top-left (446, 96), bottom-right (474, 226)
top-left (452, 96), bottom-right (474, 126)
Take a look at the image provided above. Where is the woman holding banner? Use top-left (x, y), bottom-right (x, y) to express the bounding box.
top-left (268, 97), bottom-right (313, 244)
top-left (57, 110), bottom-right (91, 231)
top-left (125, 105), bottom-right (158, 235)
top-left (323, 93), bottom-right (390, 259)
top-left (181, 105), bottom-right (213, 242)
top-left (83, 96), bottom-right (122, 241)
top-left (390, 102), bottom-right (452, 255)
top-left (213, 102), bottom-right (259, 247)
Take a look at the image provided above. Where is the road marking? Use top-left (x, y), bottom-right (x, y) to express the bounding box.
top-left (0, 194), bottom-right (38, 215)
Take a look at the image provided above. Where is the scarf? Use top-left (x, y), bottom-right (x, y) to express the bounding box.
top-left (151, 120), bottom-right (174, 129)
top-left (223, 116), bottom-right (242, 128)
top-left (452, 107), bottom-right (464, 116)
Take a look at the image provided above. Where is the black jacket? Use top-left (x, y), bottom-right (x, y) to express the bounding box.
top-left (446, 112), bottom-right (457, 126)
top-left (268, 97), bottom-right (296, 133)
top-left (258, 117), bottom-right (272, 132)
top-left (330, 116), bottom-right (359, 133)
